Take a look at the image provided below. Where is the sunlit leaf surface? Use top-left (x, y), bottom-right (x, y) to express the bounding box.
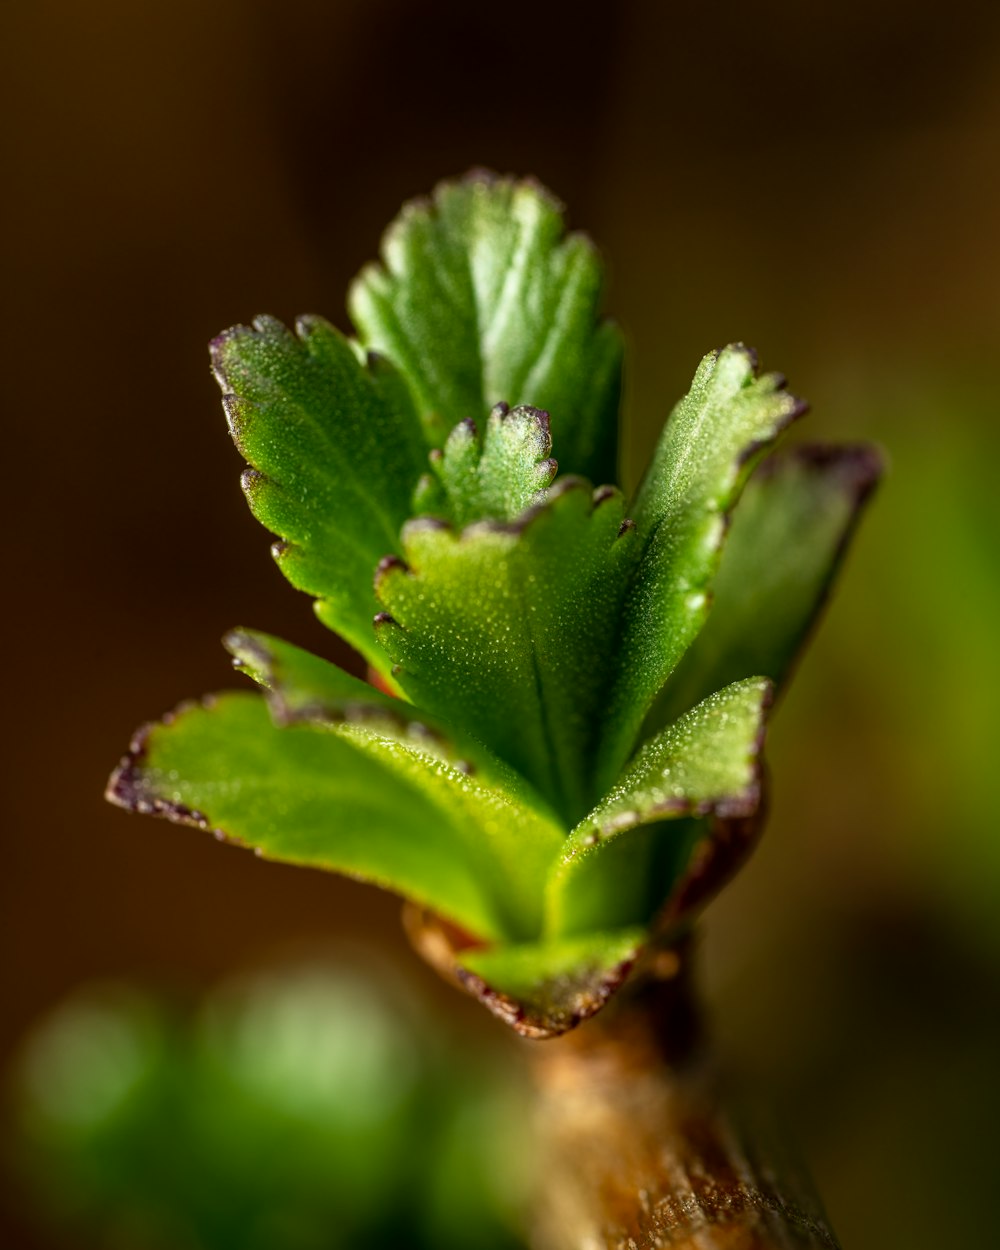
top-left (350, 173), bottom-right (623, 482)
top-left (211, 315), bottom-right (427, 673)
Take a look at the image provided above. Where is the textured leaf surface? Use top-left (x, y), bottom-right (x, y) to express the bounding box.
top-left (414, 403), bottom-right (557, 527)
top-left (649, 444), bottom-right (882, 726)
top-left (224, 627), bottom-right (554, 809)
top-left (226, 627), bottom-right (405, 724)
top-left (106, 693), bottom-right (563, 941)
top-left (457, 928), bottom-right (646, 1038)
top-left (597, 346), bottom-right (804, 788)
top-left (349, 173), bottom-right (623, 482)
top-left (549, 678), bottom-right (772, 937)
top-left (375, 481), bottom-right (636, 825)
top-left (211, 315), bottom-right (427, 673)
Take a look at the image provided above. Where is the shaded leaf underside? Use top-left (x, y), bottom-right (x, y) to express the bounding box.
top-left (648, 443), bottom-right (882, 728)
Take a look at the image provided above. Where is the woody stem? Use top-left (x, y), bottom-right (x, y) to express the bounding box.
top-left (524, 949), bottom-right (839, 1250)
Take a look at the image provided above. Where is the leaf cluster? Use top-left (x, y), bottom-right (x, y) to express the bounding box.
top-left (108, 174), bottom-right (879, 1035)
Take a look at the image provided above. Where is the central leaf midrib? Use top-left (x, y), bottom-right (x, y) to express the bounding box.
top-left (510, 551), bottom-right (581, 829)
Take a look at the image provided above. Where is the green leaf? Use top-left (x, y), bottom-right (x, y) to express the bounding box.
top-left (349, 172), bottom-right (623, 483)
top-left (457, 928), bottom-right (646, 1038)
top-left (415, 404), bottom-right (557, 527)
top-left (223, 626), bottom-right (556, 810)
top-left (548, 817), bottom-right (708, 941)
top-left (647, 444), bottom-right (882, 727)
top-left (374, 481), bottom-right (636, 825)
top-left (211, 315), bottom-right (428, 674)
top-left (597, 346), bottom-right (803, 789)
top-left (225, 626), bottom-right (405, 723)
top-left (548, 678), bottom-right (772, 937)
top-left (105, 693), bottom-right (563, 942)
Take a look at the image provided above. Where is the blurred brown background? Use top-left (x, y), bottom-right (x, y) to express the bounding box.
top-left (4, 1), bottom-right (1000, 1246)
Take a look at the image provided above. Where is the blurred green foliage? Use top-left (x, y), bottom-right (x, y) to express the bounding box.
top-left (6, 962), bottom-right (531, 1250)
top-left (785, 364), bottom-right (1000, 948)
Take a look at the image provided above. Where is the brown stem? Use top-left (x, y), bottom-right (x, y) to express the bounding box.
top-left (525, 951), bottom-right (839, 1250)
